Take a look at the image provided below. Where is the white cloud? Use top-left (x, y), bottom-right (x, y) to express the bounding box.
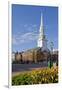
top-left (23, 24), bottom-right (38, 32)
top-left (12, 32), bottom-right (38, 45)
top-left (12, 37), bottom-right (17, 45)
top-left (12, 23), bottom-right (39, 46)
top-left (24, 24), bottom-right (28, 27)
top-left (32, 24), bottom-right (37, 27)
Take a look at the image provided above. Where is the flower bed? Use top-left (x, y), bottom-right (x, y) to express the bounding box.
top-left (12, 67), bottom-right (58, 85)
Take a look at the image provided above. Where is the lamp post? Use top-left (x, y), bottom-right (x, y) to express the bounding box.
top-left (48, 42), bottom-right (54, 68)
top-left (50, 42), bottom-right (54, 68)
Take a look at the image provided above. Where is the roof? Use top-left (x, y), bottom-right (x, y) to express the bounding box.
top-left (24, 47), bottom-right (50, 53)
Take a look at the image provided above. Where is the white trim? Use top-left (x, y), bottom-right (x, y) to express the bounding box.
top-left (8, 1), bottom-right (12, 87)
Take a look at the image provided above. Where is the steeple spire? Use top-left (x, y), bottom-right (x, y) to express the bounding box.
top-left (37, 13), bottom-right (48, 51)
top-left (39, 13), bottom-right (44, 39)
top-left (40, 13), bottom-right (43, 27)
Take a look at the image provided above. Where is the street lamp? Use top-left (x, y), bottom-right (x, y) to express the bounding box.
top-left (48, 42), bottom-right (54, 68)
top-left (50, 42), bottom-right (54, 68)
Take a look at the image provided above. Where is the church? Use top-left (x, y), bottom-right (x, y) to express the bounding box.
top-left (12, 13), bottom-right (51, 64)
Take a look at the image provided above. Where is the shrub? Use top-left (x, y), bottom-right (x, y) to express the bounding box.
top-left (12, 67), bottom-right (58, 85)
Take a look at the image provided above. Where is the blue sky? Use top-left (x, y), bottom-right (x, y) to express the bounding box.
top-left (12, 4), bottom-right (58, 52)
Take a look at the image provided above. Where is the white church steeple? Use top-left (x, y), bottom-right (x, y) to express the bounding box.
top-left (39, 13), bottom-right (45, 40)
top-left (38, 13), bottom-right (48, 51)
